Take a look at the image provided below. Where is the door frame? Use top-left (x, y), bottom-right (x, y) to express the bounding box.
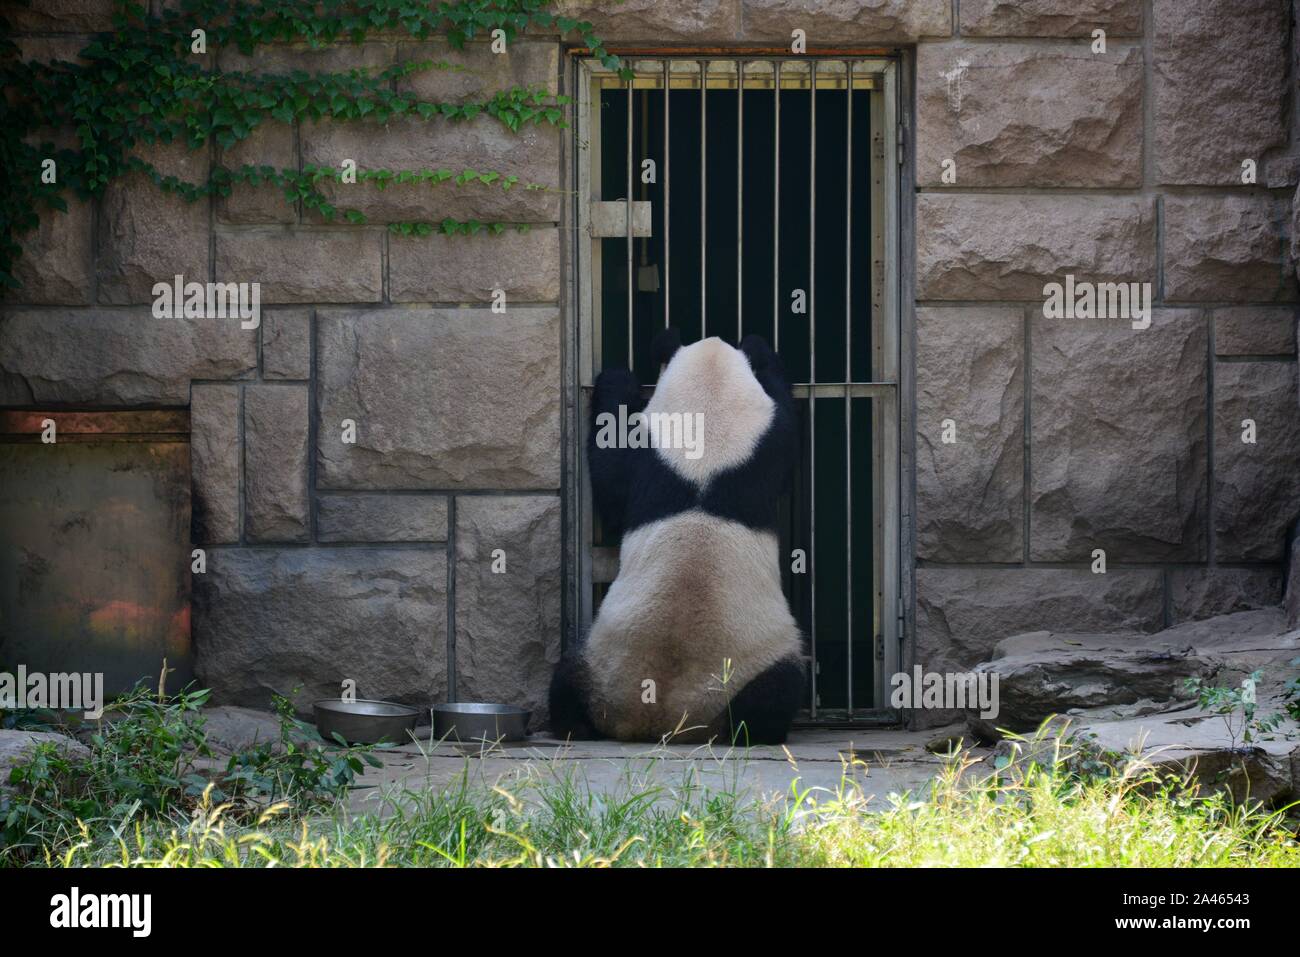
top-left (559, 50), bottom-right (908, 725)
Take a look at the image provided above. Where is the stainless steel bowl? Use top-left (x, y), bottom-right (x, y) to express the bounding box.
top-left (313, 699), bottom-right (421, 745)
top-left (432, 702), bottom-right (530, 744)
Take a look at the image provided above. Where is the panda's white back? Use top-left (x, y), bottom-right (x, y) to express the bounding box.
top-left (582, 338), bottom-right (802, 741)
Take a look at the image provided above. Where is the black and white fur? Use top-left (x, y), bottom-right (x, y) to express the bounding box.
top-left (549, 330), bottom-right (806, 745)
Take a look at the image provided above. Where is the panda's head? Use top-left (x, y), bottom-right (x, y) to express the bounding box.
top-left (644, 329), bottom-right (792, 487)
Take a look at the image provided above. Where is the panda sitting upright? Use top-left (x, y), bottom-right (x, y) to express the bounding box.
top-left (549, 329), bottom-right (807, 745)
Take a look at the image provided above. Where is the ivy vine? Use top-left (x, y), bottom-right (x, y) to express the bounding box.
top-left (0, 0), bottom-right (628, 289)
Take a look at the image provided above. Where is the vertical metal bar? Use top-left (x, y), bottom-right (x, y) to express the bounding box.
top-left (663, 60), bottom-right (670, 331)
top-left (808, 59), bottom-right (817, 717)
top-left (626, 76), bottom-right (634, 371)
top-left (772, 63), bottom-right (780, 352)
top-left (844, 60), bottom-right (853, 715)
top-left (737, 61), bottom-right (744, 342)
top-left (700, 60), bottom-right (707, 337)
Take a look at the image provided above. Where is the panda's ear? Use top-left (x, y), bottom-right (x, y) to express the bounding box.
top-left (651, 327), bottom-right (681, 367)
top-left (739, 334), bottom-right (777, 373)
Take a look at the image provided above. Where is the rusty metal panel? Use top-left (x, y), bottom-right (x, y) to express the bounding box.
top-left (0, 412), bottom-right (192, 698)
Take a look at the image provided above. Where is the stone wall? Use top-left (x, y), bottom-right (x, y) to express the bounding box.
top-left (2, 1), bottom-right (1298, 729)
top-left (1, 5), bottom-right (565, 727)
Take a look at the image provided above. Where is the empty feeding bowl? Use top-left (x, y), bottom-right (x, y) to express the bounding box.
top-left (313, 699), bottom-right (421, 745)
top-left (433, 702), bottom-right (530, 744)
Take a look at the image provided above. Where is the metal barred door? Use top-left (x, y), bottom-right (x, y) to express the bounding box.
top-left (572, 55), bottom-right (901, 725)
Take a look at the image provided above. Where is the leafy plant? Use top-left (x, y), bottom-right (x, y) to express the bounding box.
top-left (0, 0), bottom-right (624, 288)
top-left (1184, 670), bottom-right (1284, 749)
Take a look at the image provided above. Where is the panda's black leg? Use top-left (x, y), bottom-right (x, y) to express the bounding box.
top-left (587, 368), bottom-right (645, 538)
top-left (548, 656), bottom-right (599, 741)
top-left (723, 656), bottom-right (807, 746)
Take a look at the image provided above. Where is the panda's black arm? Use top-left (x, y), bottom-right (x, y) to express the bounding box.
top-left (587, 367), bottom-right (647, 538)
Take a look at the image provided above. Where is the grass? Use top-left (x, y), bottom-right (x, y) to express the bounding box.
top-left (7, 721), bottom-right (1299, 868)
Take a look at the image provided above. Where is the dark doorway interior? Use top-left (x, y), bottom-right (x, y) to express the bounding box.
top-left (593, 74), bottom-right (878, 716)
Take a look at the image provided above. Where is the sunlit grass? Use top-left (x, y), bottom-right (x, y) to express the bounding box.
top-left (31, 734), bottom-right (1300, 869)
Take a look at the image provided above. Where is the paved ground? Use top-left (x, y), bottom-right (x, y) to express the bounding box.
top-left (342, 726), bottom-right (984, 815)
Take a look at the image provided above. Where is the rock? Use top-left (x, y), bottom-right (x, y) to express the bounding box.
top-left (959, 0), bottom-right (1143, 36)
top-left (97, 141), bottom-right (211, 304)
top-left (0, 308), bottom-right (256, 406)
top-left (316, 307), bottom-right (560, 490)
top-left (916, 194), bottom-right (1156, 300)
top-left (915, 306), bottom-right (1024, 561)
top-left (1287, 526), bottom-right (1300, 629)
top-left (1213, 361), bottom-right (1300, 561)
top-left (8, 200), bottom-right (93, 305)
top-left (190, 383), bottom-right (242, 544)
top-left (917, 42), bottom-right (1142, 188)
top-left (199, 706), bottom-right (284, 754)
top-left (924, 726), bottom-right (972, 754)
top-left (216, 42), bottom-right (393, 75)
top-left (397, 40), bottom-right (557, 101)
top-left (244, 384), bottom-right (310, 543)
top-left (214, 228), bottom-right (383, 304)
top-left (548, 0), bottom-right (742, 42)
top-left (261, 309), bottom-right (312, 380)
top-left (1030, 309), bottom-right (1207, 561)
top-left (1213, 306), bottom-right (1297, 357)
top-left (1169, 567), bottom-right (1285, 624)
top-left (1164, 194), bottom-right (1298, 303)
top-left (389, 229), bottom-right (560, 303)
top-left (193, 547), bottom-right (447, 713)
top-left (740, 0), bottom-right (951, 42)
top-left (916, 567), bottom-right (1165, 676)
top-left (217, 124), bottom-right (297, 225)
top-left (969, 608), bottom-right (1299, 735)
top-left (454, 496), bottom-right (562, 731)
top-left (1153, 0), bottom-right (1289, 185)
top-left (1, 0), bottom-right (117, 32)
top-left (300, 118), bottom-right (559, 223)
top-left (316, 494), bottom-right (449, 543)
top-left (0, 729), bottom-right (91, 792)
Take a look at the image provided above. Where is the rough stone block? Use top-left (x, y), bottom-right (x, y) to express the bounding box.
top-left (1214, 361), bottom-right (1300, 561)
top-left (915, 306), bottom-right (1024, 561)
top-left (915, 566), bottom-right (1165, 673)
top-left (97, 141), bottom-right (211, 304)
top-left (262, 308), bottom-right (312, 380)
top-left (244, 384), bottom-right (310, 543)
top-left (300, 117), bottom-right (560, 223)
top-left (549, 0), bottom-right (741, 42)
top-left (190, 383), bottom-right (242, 544)
top-left (959, 0), bottom-right (1143, 36)
top-left (917, 194), bottom-right (1156, 300)
top-left (317, 494), bottom-right (449, 542)
top-left (1169, 567), bottom-right (1285, 624)
top-left (1031, 309), bottom-right (1208, 562)
top-left (216, 42), bottom-right (394, 75)
top-left (1154, 0), bottom-right (1289, 185)
top-left (1, 0), bottom-right (117, 31)
top-left (397, 40), bottom-right (557, 102)
top-left (1214, 306), bottom-right (1297, 357)
top-left (8, 200), bottom-right (93, 304)
top-left (917, 42), bottom-right (1142, 188)
top-left (0, 308), bottom-right (256, 405)
top-left (389, 228), bottom-right (560, 303)
top-left (193, 548), bottom-right (447, 712)
top-left (316, 307), bottom-right (560, 489)
top-left (215, 228), bottom-right (383, 303)
top-left (454, 495), bottom-right (561, 730)
top-left (217, 123), bottom-right (298, 225)
top-left (741, 0), bottom-right (950, 42)
top-left (1164, 195), bottom-right (1298, 303)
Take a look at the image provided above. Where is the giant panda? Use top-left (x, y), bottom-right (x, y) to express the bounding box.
top-left (549, 329), bottom-right (807, 745)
